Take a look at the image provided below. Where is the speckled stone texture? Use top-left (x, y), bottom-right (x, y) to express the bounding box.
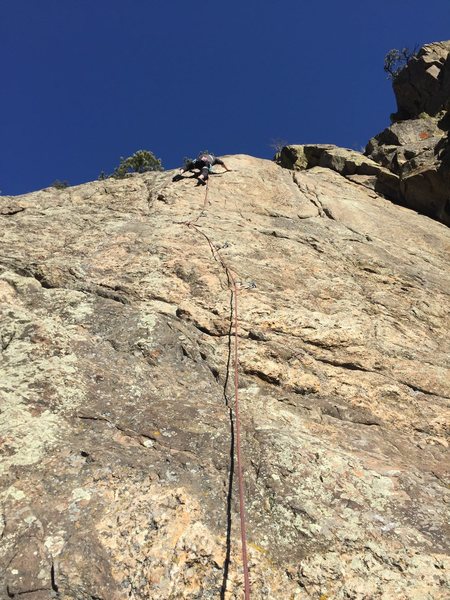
top-left (1, 155), bottom-right (449, 599)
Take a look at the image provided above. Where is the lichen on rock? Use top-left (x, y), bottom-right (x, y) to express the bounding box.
top-left (1, 150), bottom-right (449, 597)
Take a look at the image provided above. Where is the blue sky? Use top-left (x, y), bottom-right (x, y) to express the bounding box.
top-left (1, 0), bottom-right (449, 195)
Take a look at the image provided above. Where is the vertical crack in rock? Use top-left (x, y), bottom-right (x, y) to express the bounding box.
top-left (50, 561), bottom-right (59, 594)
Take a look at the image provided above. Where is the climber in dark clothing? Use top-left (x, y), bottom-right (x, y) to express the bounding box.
top-left (179, 153), bottom-right (231, 185)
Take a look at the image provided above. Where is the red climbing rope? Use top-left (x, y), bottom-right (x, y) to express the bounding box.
top-left (203, 178), bottom-right (210, 210)
top-left (229, 268), bottom-right (251, 600)
top-left (183, 179), bottom-right (251, 599)
top-left (183, 179), bottom-right (210, 227)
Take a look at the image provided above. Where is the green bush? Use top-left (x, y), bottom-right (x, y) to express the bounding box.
top-left (51, 179), bottom-right (69, 189)
top-left (110, 150), bottom-right (163, 179)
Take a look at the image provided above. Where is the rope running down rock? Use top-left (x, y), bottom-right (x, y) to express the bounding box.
top-left (182, 178), bottom-right (251, 599)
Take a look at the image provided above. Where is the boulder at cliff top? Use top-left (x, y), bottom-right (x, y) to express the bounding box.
top-left (365, 41), bottom-right (450, 225)
top-left (1, 156), bottom-right (449, 599)
top-left (278, 144), bottom-right (401, 202)
top-left (392, 41), bottom-right (450, 120)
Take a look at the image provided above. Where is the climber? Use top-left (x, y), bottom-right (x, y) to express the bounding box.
top-left (176, 152), bottom-right (231, 186)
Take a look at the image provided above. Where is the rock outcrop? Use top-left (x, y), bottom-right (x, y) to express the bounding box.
top-left (1, 156), bottom-right (449, 599)
top-left (278, 42), bottom-right (450, 226)
top-left (277, 144), bottom-right (401, 202)
top-left (392, 41), bottom-right (450, 120)
top-left (365, 41), bottom-right (450, 225)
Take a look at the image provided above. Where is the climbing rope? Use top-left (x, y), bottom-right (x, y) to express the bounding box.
top-left (183, 178), bottom-right (210, 227)
top-left (230, 265), bottom-right (251, 600)
top-left (182, 178), bottom-right (251, 599)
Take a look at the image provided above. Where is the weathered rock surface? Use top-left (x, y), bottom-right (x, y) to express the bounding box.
top-left (392, 41), bottom-right (450, 120)
top-left (278, 144), bottom-right (401, 202)
top-left (1, 155), bottom-right (449, 599)
top-left (365, 41), bottom-right (450, 225)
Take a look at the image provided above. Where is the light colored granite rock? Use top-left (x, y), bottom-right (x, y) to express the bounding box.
top-left (1, 155), bottom-right (449, 598)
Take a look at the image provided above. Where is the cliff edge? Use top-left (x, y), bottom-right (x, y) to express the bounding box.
top-left (1, 153), bottom-right (449, 598)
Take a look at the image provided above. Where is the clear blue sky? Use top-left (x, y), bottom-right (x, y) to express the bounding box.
top-left (1, 0), bottom-right (449, 195)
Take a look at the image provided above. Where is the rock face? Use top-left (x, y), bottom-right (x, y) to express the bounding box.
top-left (1, 156), bottom-right (450, 599)
top-left (392, 41), bottom-right (450, 120)
top-left (277, 144), bottom-right (401, 202)
top-left (365, 41), bottom-right (450, 225)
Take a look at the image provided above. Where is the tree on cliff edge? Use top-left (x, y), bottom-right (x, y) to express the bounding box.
top-left (384, 46), bottom-right (419, 79)
top-left (101, 150), bottom-right (164, 180)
